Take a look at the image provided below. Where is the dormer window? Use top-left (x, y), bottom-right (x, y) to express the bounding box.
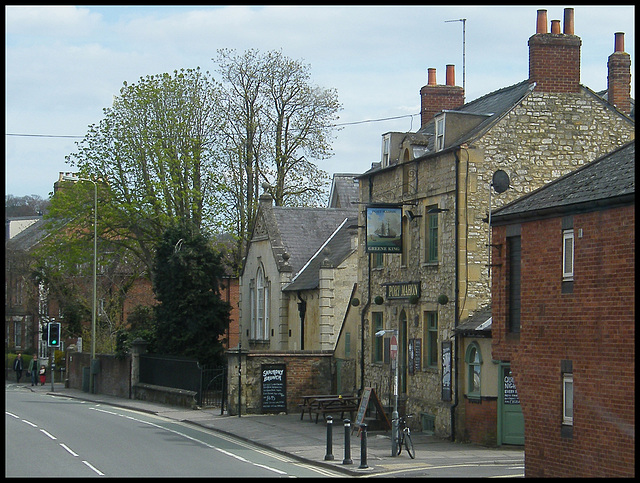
top-left (435, 115), bottom-right (445, 151)
top-left (382, 134), bottom-right (391, 167)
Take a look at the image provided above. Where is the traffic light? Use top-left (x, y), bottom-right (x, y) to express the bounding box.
top-left (48, 322), bottom-right (61, 347)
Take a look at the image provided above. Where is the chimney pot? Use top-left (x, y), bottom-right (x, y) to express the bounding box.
top-left (446, 65), bottom-right (455, 86)
top-left (614, 32), bottom-right (625, 53)
top-left (536, 9), bottom-right (548, 34)
top-left (428, 68), bottom-right (437, 86)
top-left (563, 8), bottom-right (574, 35)
top-left (551, 20), bottom-right (561, 34)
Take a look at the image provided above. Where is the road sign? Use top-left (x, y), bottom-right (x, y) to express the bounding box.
top-left (390, 335), bottom-right (398, 360)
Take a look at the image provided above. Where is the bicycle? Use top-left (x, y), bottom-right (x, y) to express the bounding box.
top-left (395, 414), bottom-right (415, 459)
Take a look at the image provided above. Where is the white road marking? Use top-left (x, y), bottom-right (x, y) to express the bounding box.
top-left (40, 429), bottom-right (57, 440)
top-left (82, 460), bottom-right (105, 476)
top-left (22, 419), bottom-right (37, 427)
top-left (60, 443), bottom-right (79, 457)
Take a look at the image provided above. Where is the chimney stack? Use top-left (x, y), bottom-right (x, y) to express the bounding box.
top-left (607, 32), bottom-right (631, 115)
top-left (420, 66), bottom-right (465, 128)
top-left (529, 7), bottom-right (582, 93)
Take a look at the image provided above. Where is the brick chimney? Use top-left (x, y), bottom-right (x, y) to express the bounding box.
top-left (607, 32), bottom-right (631, 115)
top-left (420, 65), bottom-right (465, 128)
top-left (528, 8), bottom-right (581, 93)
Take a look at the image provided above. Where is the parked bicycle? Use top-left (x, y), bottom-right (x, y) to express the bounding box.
top-left (395, 414), bottom-right (415, 459)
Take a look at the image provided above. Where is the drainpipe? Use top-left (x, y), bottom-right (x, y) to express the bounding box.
top-left (451, 149), bottom-right (461, 441)
top-left (297, 291), bottom-right (306, 350)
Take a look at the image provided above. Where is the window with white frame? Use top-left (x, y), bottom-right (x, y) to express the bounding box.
top-left (436, 116), bottom-right (445, 151)
top-left (563, 229), bottom-right (574, 280)
top-left (250, 266), bottom-right (270, 341)
top-left (563, 373), bottom-right (573, 425)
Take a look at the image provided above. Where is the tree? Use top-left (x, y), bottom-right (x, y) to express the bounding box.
top-left (5, 194), bottom-right (49, 217)
top-left (215, 49), bottom-right (342, 270)
top-left (64, 67), bottom-right (227, 276)
top-left (152, 222), bottom-right (230, 364)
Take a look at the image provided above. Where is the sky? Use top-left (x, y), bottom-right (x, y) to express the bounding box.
top-left (5, 5), bottom-right (635, 200)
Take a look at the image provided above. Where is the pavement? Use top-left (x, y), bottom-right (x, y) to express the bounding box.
top-left (7, 379), bottom-right (524, 477)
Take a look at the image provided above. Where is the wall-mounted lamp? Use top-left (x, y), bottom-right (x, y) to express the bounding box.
top-left (427, 207), bottom-right (450, 214)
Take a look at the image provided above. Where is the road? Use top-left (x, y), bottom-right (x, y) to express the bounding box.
top-left (5, 385), bottom-right (342, 478)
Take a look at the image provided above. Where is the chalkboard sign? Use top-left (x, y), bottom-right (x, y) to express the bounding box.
top-left (261, 364), bottom-right (286, 413)
top-left (354, 387), bottom-right (391, 430)
top-left (408, 338), bottom-right (422, 375)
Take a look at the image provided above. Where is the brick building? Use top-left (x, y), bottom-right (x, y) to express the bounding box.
top-left (354, 7), bottom-right (634, 444)
top-left (490, 141), bottom-right (635, 477)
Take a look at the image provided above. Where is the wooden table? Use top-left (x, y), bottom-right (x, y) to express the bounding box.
top-left (309, 396), bottom-right (359, 424)
top-left (298, 394), bottom-right (339, 421)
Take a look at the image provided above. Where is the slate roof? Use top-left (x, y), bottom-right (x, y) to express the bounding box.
top-left (327, 173), bottom-right (360, 208)
top-left (455, 306), bottom-right (492, 338)
top-left (5, 217), bottom-right (49, 252)
top-left (269, 205), bottom-right (357, 275)
top-left (283, 215), bottom-right (358, 292)
top-left (359, 79), bottom-right (633, 178)
top-left (491, 140), bottom-right (635, 224)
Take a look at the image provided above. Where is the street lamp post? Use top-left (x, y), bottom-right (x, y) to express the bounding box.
top-left (376, 328), bottom-right (399, 456)
top-left (63, 175), bottom-right (97, 394)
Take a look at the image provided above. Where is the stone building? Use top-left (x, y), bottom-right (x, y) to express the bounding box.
top-left (490, 141), bottom-right (635, 476)
top-left (229, 174), bottom-right (359, 414)
top-left (353, 8), bottom-right (634, 443)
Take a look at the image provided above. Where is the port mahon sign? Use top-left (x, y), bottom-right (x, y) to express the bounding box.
top-left (385, 282), bottom-right (421, 299)
top-left (366, 205), bottom-right (402, 253)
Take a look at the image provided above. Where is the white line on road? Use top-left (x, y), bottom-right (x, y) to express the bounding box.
top-left (6, 412), bottom-right (19, 419)
top-left (22, 419), bottom-right (37, 427)
top-left (60, 443), bottom-right (79, 457)
top-left (40, 429), bottom-right (57, 440)
top-left (82, 460), bottom-right (105, 476)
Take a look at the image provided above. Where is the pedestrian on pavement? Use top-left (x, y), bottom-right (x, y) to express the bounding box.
top-left (39, 365), bottom-right (47, 386)
top-left (28, 354), bottom-right (39, 386)
top-left (13, 353), bottom-right (24, 383)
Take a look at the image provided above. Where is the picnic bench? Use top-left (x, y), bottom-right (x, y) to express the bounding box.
top-left (299, 395), bottom-right (359, 423)
top-left (298, 394), bottom-right (339, 421)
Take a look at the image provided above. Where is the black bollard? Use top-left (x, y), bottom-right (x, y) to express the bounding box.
top-left (324, 416), bottom-right (334, 461)
top-left (359, 423), bottom-right (368, 469)
top-left (343, 419), bottom-right (353, 465)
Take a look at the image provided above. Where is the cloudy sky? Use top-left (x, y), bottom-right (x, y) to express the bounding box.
top-left (5, 5), bottom-right (635, 199)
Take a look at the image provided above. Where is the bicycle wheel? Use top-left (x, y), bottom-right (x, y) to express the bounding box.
top-left (404, 430), bottom-right (415, 459)
top-left (396, 433), bottom-right (403, 456)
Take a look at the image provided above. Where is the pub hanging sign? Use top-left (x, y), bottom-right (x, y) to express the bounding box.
top-left (366, 205), bottom-right (403, 253)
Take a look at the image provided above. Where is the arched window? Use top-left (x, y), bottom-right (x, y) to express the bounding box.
top-left (465, 342), bottom-right (482, 398)
top-left (250, 266), bottom-right (269, 341)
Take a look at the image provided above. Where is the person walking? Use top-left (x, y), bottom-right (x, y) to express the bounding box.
top-left (28, 354), bottom-right (39, 386)
top-left (13, 353), bottom-right (24, 383)
top-left (39, 365), bottom-right (47, 386)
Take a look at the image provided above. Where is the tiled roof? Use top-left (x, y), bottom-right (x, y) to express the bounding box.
top-left (492, 140), bottom-right (635, 223)
top-left (455, 306), bottom-right (492, 337)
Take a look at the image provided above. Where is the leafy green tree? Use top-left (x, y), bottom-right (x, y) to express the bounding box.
top-left (64, 67), bottom-right (226, 276)
top-left (152, 222), bottom-right (230, 365)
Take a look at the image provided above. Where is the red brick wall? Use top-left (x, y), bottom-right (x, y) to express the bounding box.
top-left (529, 34), bottom-right (581, 93)
top-left (463, 398), bottom-right (498, 446)
top-left (420, 85), bottom-right (464, 127)
top-left (492, 205), bottom-right (635, 477)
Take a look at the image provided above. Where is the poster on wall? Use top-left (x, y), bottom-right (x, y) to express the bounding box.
top-left (261, 364), bottom-right (287, 413)
top-left (366, 205), bottom-right (402, 253)
top-left (441, 341), bottom-right (452, 401)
